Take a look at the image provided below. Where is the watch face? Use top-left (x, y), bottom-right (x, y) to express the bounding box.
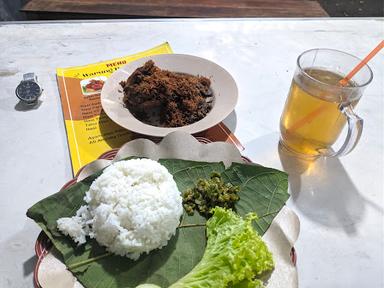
top-left (16, 81), bottom-right (41, 102)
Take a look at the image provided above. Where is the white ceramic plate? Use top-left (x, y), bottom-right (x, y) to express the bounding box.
top-left (101, 54), bottom-right (238, 137)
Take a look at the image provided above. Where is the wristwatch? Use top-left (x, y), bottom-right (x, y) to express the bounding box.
top-left (15, 73), bottom-right (43, 105)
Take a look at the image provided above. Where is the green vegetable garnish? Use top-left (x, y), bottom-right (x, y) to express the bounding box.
top-left (169, 207), bottom-right (274, 288)
top-left (182, 172), bottom-right (240, 217)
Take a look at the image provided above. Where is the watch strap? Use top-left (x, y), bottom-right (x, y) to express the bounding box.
top-left (23, 73), bottom-right (37, 82)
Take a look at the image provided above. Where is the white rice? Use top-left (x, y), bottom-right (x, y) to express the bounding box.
top-left (57, 158), bottom-right (183, 260)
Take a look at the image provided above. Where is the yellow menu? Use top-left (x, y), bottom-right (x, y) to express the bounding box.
top-left (57, 43), bottom-right (173, 174)
top-left (57, 42), bottom-right (243, 176)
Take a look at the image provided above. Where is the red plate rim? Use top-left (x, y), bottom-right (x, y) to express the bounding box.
top-left (33, 137), bottom-right (296, 288)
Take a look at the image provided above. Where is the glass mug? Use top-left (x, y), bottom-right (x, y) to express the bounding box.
top-left (280, 48), bottom-right (373, 158)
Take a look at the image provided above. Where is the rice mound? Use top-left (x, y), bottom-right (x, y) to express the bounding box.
top-left (57, 158), bottom-right (183, 260)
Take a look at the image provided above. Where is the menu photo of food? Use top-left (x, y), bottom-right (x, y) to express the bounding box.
top-left (80, 76), bottom-right (107, 96)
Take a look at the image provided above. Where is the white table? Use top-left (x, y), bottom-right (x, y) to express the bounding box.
top-left (0, 19), bottom-right (383, 288)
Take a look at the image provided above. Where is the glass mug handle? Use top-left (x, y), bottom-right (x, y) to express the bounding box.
top-left (321, 104), bottom-right (364, 157)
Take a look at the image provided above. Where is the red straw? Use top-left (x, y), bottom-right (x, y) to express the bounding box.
top-left (339, 40), bottom-right (384, 86)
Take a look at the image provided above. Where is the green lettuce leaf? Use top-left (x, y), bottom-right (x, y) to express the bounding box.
top-left (169, 207), bottom-right (274, 288)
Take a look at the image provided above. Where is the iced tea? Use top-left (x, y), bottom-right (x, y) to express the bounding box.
top-left (280, 68), bottom-right (358, 156)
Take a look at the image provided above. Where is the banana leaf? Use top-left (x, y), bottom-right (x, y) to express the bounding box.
top-left (27, 159), bottom-right (289, 288)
